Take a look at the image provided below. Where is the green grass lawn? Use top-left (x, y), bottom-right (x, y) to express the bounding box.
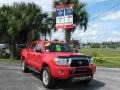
top-left (80, 48), bottom-right (120, 57)
top-left (80, 48), bottom-right (120, 68)
top-left (95, 59), bottom-right (120, 68)
top-left (0, 58), bottom-right (20, 63)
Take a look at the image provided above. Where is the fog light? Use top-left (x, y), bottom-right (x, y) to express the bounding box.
top-left (58, 70), bottom-right (63, 74)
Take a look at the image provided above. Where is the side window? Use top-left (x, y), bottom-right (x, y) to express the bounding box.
top-left (36, 43), bottom-right (42, 51)
top-left (30, 43), bottom-right (36, 51)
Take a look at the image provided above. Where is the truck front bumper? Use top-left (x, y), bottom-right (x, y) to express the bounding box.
top-left (51, 64), bottom-right (96, 79)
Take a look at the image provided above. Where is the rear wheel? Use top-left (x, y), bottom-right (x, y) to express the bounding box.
top-left (42, 67), bottom-right (55, 88)
top-left (21, 60), bottom-right (29, 73)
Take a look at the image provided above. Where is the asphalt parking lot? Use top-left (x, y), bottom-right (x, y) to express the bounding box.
top-left (0, 62), bottom-right (120, 90)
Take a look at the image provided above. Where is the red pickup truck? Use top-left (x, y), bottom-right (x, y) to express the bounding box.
top-left (21, 40), bottom-right (96, 88)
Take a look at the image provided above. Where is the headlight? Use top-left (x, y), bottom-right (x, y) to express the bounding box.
top-left (55, 58), bottom-right (72, 66)
top-left (89, 57), bottom-right (94, 64)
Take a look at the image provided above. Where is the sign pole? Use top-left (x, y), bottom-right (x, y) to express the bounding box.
top-left (55, 4), bottom-right (74, 42)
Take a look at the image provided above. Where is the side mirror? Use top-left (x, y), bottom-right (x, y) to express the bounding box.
top-left (36, 49), bottom-right (42, 53)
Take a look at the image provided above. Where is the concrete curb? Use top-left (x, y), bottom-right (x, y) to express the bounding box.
top-left (97, 67), bottom-right (120, 71)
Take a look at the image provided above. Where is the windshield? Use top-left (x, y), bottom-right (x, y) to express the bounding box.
top-left (45, 43), bottom-right (73, 52)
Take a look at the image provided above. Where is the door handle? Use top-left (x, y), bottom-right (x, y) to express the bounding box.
top-left (33, 54), bottom-right (41, 56)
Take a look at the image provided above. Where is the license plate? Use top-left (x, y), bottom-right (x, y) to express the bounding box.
top-left (73, 76), bottom-right (92, 81)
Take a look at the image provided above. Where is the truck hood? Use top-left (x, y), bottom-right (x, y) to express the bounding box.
top-left (54, 52), bottom-right (80, 57)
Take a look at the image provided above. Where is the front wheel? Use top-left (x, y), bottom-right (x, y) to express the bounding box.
top-left (42, 67), bottom-right (55, 89)
top-left (21, 60), bottom-right (29, 73)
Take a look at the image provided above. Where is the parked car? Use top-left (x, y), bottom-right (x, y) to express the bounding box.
top-left (21, 40), bottom-right (96, 88)
top-left (0, 44), bottom-right (10, 58)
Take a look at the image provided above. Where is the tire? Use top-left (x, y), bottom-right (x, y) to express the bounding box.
top-left (42, 67), bottom-right (55, 89)
top-left (21, 59), bottom-right (29, 73)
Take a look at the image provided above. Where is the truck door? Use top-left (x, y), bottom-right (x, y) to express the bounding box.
top-left (34, 43), bottom-right (43, 70)
top-left (27, 42), bottom-right (37, 67)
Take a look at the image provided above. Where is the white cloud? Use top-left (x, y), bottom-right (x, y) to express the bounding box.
top-left (106, 31), bottom-right (120, 41)
top-left (51, 30), bottom-right (64, 41)
top-left (71, 29), bottom-right (98, 42)
top-left (71, 22), bottom-right (120, 42)
top-left (46, 22), bottom-right (120, 43)
top-left (52, 22), bottom-right (120, 43)
top-left (101, 11), bottom-right (120, 20)
top-left (106, 36), bottom-right (120, 42)
top-left (88, 23), bottom-right (114, 32)
top-left (91, 24), bottom-right (99, 28)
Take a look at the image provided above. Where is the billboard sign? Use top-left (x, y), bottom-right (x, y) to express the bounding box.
top-left (56, 4), bottom-right (74, 29)
top-left (65, 4), bottom-right (73, 29)
top-left (56, 5), bottom-right (64, 29)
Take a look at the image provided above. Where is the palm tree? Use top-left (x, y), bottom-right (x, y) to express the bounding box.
top-left (0, 2), bottom-right (55, 58)
top-left (40, 13), bottom-right (54, 40)
top-left (0, 2), bottom-right (52, 58)
top-left (0, 5), bottom-right (11, 43)
top-left (7, 2), bottom-right (50, 44)
top-left (52, 0), bottom-right (88, 43)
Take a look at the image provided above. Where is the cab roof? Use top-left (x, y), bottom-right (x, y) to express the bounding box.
top-left (36, 40), bottom-right (65, 44)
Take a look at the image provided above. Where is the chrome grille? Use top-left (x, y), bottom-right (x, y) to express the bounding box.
top-left (70, 58), bottom-right (89, 67)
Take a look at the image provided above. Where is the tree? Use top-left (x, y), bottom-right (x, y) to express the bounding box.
top-left (0, 5), bottom-right (11, 44)
top-left (40, 13), bottom-right (54, 40)
top-left (0, 3), bottom-right (52, 58)
top-left (70, 39), bottom-right (80, 48)
top-left (8, 3), bottom-right (44, 44)
top-left (52, 0), bottom-right (88, 43)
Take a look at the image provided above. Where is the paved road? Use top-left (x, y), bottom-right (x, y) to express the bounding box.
top-left (0, 62), bottom-right (120, 90)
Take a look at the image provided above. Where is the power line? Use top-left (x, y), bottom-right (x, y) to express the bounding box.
top-left (89, 1), bottom-right (120, 22)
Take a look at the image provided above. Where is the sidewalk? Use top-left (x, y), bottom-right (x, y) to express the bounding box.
top-left (97, 67), bottom-right (120, 71)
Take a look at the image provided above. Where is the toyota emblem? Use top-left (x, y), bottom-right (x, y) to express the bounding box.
top-left (78, 61), bottom-right (82, 64)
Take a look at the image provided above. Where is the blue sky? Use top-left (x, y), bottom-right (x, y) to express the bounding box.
top-left (0, 0), bottom-right (120, 42)
top-left (72, 0), bottom-right (120, 42)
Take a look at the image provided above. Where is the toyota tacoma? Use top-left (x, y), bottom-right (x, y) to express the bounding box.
top-left (21, 40), bottom-right (96, 88)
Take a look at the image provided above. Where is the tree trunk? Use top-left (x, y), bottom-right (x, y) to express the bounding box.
top-left (9, 44), bottom-right (16, 58)
top-left (65, 29), bottom-right (72, 44)
top-left (50, 31), bottom-right (52, 41)
top-left (26, 31), bottom-right (33, 48)
top-left (44, 30), bottom-right (47, 40)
